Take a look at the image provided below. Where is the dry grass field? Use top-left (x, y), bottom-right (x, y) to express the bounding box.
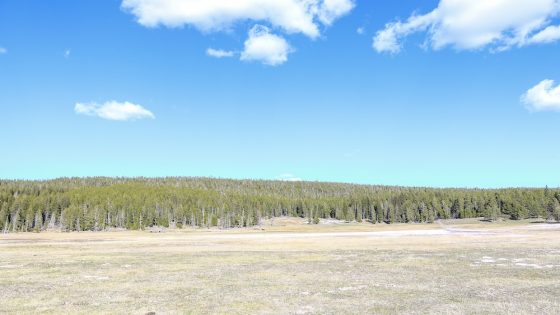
top-left (1, 218), bottom-right (560, 314)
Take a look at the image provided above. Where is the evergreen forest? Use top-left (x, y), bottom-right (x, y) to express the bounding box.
top-left (1, 177), bottom-right (560, 232)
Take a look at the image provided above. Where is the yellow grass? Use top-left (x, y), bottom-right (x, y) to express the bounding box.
top-left (1, 219), bottom-right (559, 314)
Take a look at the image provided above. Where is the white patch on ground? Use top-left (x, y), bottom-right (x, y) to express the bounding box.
top-left (0, 265), bottom-right (22, 268)
top-left (198, 230), bottom-right (452, 240)
top-left (338, 285), bottom-right (368, 291)
top-left (295, 306), bottom-right (315, 314)
top-left (481, 257), bottom-right (496, 263)
top-left (518, 224), bottom-right (560, 230)
top-left (471, 256), bottom-right (557, 269)
top-left (436, 220), bottom-right (500, 236)
top-left (84, 275), bottom-right (109, 280)
top-left (514, 263), bottom-right (555, 269)
top-left (320, 218), bottom-right (347, 225)
top-left (371, 283), bottom-right (398, 289)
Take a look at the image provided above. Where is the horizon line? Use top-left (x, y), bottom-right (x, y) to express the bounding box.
top-left (0, 175), bottom-right (557, 190)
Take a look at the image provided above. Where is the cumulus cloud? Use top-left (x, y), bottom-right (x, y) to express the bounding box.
top-left (0, 47), bottom-right (6, 54)
top-left (277, 173), bottom-right (302, 182)
top-left (206, 48), bottom-right (235, 58)
top-left (121, 0), bottom-right (354, 65)
top-left (121, 0), bottom-right (354, 38)
top-left (240, 25), bottom-right (293, 66)
top-left (75, 101), bottom-right (155, 121)
top-left (521, 79), bottom-right (560, 112)
top-left (373, 0), bottom-right (560, 53)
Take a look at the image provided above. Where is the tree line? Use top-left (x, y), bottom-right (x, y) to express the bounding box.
top-left (1, 177), bottom-right (559, 232)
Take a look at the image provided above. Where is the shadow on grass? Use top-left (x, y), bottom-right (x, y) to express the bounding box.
top-left (478, 218), bottom-right (506, 223)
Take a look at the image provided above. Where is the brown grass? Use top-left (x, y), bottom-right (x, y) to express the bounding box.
top-left (1, 219), bottom-right (559, 314)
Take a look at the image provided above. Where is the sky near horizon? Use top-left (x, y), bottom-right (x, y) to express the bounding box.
top-left (1, 0), bottom-right (560, 188)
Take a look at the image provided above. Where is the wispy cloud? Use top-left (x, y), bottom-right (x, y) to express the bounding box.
top-left (206, 48), bottom-right (235, 58)
top-left (74, 101), bottom-right (155, 121)
top-left (521, 79), bottom-right (560, 112)
top-left (373, 0), bottom-right (560, 53)
top-left (0, 47), bottom-right (6, 54)
top-left (528, 25), bottom-right (560, 44)
top-left (64, 49), bottom-right (71, 58)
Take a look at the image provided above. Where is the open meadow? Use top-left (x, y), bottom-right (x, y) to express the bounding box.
top-left (4, 1), bottom-right (560, 314)
top-left (1, 218), bottom-right (560, 314)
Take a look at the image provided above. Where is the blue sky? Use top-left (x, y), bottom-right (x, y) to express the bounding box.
top-left (1, 0), bottom-right (560, 188)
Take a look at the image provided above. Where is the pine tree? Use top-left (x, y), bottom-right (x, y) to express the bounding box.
top-left (484, 203), bottom-right (500, 222)
top-left (547, 199), bottom-right (560, 222)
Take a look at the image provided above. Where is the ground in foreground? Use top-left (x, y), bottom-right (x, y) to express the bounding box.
top-left (1, 219), bottom-right (560, 314)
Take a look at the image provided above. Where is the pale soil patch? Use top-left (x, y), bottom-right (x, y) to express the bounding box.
top-left (319, 218), bottom-right (348, 225)
top-left (517, 223), bottom-right (560, 230)
top-left (472, 254), bottom-right (560, 271)
top-left (189, 229), bottom-right (451, 240)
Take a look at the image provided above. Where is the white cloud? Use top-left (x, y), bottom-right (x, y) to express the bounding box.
top-left (121, 0), bottom-right (354, 39)
top-left (521, 80), bottom-right (560, 111)
top-left (277, 173), bottom-right (302, 182)
top-left (373, 0), bottom-right (560, 53)
top-left (64, 49), bottom-right (71, 58)
top-left (0, 47), bottom-right (6, 54)
top-left (240, 25), bottom-right (293, 66)
top-left (318, 0), bottom-right (355, 26)
top-left (373, 12), bottom-right (436, 53)
top-left (356, 27), bottom-right (364, 35)
top-left (121, 0), bottom-right (354, 65)
top-left (206, 48), bottom-right (235, 58)
top-left (528, 25), bottom-right (560, 44)
top-left (74, 101), bottom-right (155, 121)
